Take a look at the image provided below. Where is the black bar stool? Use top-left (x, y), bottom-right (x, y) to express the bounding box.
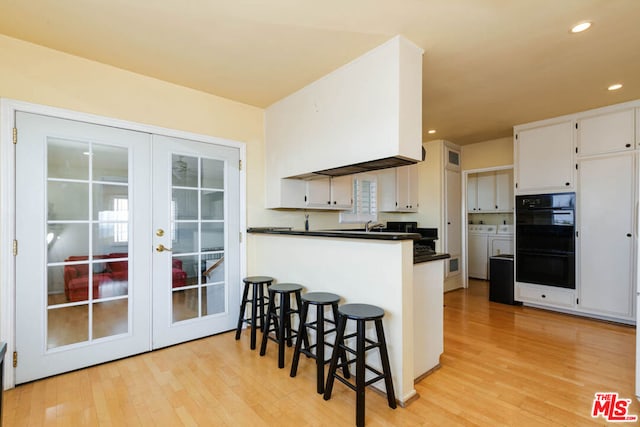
top-left (260, 283), bottom-right (308, 368)
top-left (323, 303), bottom-right (396, 427)
top-left (290, 292), bottom-right (350, 394)
top-left (235, 276), bottom-right (274, 350)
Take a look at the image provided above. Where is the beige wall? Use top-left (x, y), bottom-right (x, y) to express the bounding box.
top-left (0, 35), bottom-right (335, 230)
top-left (461, 136), bottom-right (513, 171)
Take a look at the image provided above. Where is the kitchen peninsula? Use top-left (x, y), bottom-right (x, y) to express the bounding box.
top-left (247, 228), bottom-right (449, 405)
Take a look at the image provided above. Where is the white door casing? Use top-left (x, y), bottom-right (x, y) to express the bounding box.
top-left (1, 99), bottom-right (246, 388)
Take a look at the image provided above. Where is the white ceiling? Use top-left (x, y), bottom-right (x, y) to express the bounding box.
top-left (1, 0), bottom-right (639, 145)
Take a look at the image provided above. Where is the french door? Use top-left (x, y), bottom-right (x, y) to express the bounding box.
top-left (14, 111), bottom-right (240, 383)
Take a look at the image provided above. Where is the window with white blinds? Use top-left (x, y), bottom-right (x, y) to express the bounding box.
top-left (340, 174), bottom-right (377, 223)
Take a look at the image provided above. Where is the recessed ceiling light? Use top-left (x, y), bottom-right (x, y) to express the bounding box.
top-left (608, 83), bottom-right (623, 91)
top-left (570, 21), bottom-right (592, 33)
top-left (427, 129), bottom-right (436, 134)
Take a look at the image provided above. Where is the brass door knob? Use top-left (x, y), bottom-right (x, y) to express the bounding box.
top-left (156, 244), bottom-right (172, 252)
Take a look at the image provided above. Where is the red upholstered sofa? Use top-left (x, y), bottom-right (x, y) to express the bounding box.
top-left (63, 253), bottom-right (188, 302)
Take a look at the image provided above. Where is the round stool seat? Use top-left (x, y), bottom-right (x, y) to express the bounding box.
top-left (270, 283), bottom-right (303, 293)
top-left (302, 291), bottom-right (341, 305)
top-left (243, 276), bottom-right (274, 284)
top-left (339, 303), bottom-right (384, 320)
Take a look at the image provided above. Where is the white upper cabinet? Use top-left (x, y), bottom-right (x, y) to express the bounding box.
top-left (467, 169), bottom-right (513, 213)
top-left (514, 119), bottom-right (574, 194)
top-left (305, 176), bottom-right (353, 210)
top-left (329, 175), bottom-right (355, 209)
top-left (494, 169), bottom-right (514, 212)
top-left (476, 172), bottom-right (496, 211)
top-left (467, 174), bottom-right (478, 212)
top-left (378, 164), bottom-right (418, 212)
top-left (577, 108), bottom-right (635, 156)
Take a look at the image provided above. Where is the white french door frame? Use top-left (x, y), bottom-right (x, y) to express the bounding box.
top-left (0, 98), bottom-right (247, 389)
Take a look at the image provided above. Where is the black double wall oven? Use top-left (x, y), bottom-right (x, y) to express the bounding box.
top-left (515, 193), bottom-right (575, 289)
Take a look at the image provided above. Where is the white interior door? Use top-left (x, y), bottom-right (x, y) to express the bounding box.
top-left (15, 112), bottom-right (152, 383)
top-left (14, 111), bottom-right (242, 383)
top-left (151, 135), bottom-right (240, 348)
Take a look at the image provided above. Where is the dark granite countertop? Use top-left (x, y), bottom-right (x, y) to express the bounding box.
top-left (247, 227), bottom-right (421, 241)
top-left (414, 253), bottom-right (450, 264)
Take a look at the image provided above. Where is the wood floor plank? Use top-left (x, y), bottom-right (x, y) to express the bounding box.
top-left (3, 280), bottom-right (635, 426)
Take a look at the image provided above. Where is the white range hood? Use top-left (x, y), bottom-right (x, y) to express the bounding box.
top-left (265, 35), bottom-right (424, 207)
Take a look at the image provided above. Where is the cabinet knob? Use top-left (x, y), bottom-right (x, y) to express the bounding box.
top-left (333, 201), bottom-right (336, 205)
top-left (565, 182), bottom-right (570, 186)
top-left (327, 201), bottom-right (330, 205)
top-left (627, 233), bottom-right (632, 237)
top-left (541, 294), bottom-right (546, 298)
top-left (626, 143), bottom-right (632, 148)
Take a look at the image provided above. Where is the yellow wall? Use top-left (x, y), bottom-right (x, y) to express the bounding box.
top-left (461, 136), bottom-right (513, 171)
top-left (0, 35), bottom-right (276, 223)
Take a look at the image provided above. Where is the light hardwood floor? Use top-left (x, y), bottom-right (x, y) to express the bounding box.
top-left (3, 280), bottom-right (636, 426)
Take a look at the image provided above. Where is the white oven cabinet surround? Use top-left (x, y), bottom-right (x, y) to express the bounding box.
top-left (248, 233), bottom-right (444, 405)
top-left (513, 98), bottom-right (640, 324)
top-left (265, 35), bottom-right (424, 208)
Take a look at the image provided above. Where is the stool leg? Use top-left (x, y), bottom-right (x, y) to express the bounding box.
top-left (323, 314), bottom-right (346, 401)
top-left (355, 319), bottom-right (366, 427)
top-left (331, 303), bottom-right (351, 380)
top-left (235, 282), bottom-right (250, 340)
top-left (258, 282), bottom-right (266, 332)
top-left (290, 301), bottom-right (309, 378)
top-left (315, 304), bottom-right (325, 394)
top-left (375, 319), bottom-right (397, 409)
top-left (250, 282), bottom-right (259, 350)
top-left (278, 293), bottom-right (287, 368)
top-left (294, 291), bottom-right (310, 350)
top-left (259, 292), bottom-right (275, 356)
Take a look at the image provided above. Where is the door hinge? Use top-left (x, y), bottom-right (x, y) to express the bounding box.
top-left (515, 182), bottom-right (518, 189)
top-left (13, 351), bottom-right (17, 367)
top-left (12, 127), bottom-right (17, 145)
top-left (13, 239), bottom-right (18, 256)
top-left (239, 159), bottom-right (242, 171)
top-left (576, 298), bottom-right (579, 305)
top-left (239, 231), bottom-right (242, 243)
top-left (515, 134), bottom-right (518, 140)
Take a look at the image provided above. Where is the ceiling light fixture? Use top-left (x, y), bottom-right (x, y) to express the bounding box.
top-left (608, 83), bottom-right (623, 91)
top-left (570, 21), bottom-right (592, 33)
top-left (427, 129), bottom-right (436, 134)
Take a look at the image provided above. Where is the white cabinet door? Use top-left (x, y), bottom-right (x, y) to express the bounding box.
top-left (279, 179), bottom-right (307, 209)
top-left (476, 171), bottom-right (496, 211)
top-left (577, 109), bottom-right (635, 156)
top-left (515, 120), bottom-right (574, 193)
top-left (445, 168), bottom-right (462, 259)
top-left (495, 169), bottom-right (514, 212)
top-left (377, 164), bottom-right (417, 212)
top-left (330, 175), bottom-right (354, 209)
top-left (396, 165), bottom-right (411, 210)
top-left (467, 174), bottom-right (478, 212)
top-left (577, 152), bottom-right (635, 320)
top-left (407, 163), bottom-right (419, 211)
top-left (306, 178), bottom-right (331, 208)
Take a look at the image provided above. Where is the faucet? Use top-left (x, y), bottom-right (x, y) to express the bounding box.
top-left (365, 221), bottom-right (385, 232)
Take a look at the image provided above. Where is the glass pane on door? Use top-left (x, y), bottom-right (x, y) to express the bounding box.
top-left (170, 154), bottom-right (226, 323)
top-left (46, 139), bottom-right (130, 349)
